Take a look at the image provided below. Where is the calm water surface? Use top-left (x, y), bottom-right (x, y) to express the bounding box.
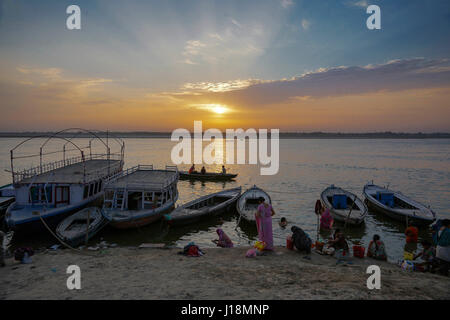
top-left (1, 138), bottom-right (449, 262)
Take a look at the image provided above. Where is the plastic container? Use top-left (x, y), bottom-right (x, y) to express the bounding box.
top-left (286, 235), bottom-right (294, 250)
top-left (403, 251), bottom-right (414, 261)
top-left (315, 241), bottom-right (324, 252)
top-left (353, 245), bottom-right (365, 258)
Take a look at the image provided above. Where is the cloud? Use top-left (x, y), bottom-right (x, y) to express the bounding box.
top-left (231, 18), bottom-right (242, 28)
top-left (281, 0), bottom-right (294, 9)
top-left (345, 0), bottom-right (369, 8)
top-left (17, 66), bottom-right (63, 80)
top-left (181, 20), bottom-right (266, 65)
top-left (168, 58), bottom-right (450, 106)
top-left (301, 19), bottom-right (311, 31)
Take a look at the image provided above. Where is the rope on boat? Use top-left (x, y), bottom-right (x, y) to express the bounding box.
top-left (38, 213), bottom-right (99, 257)
top-left (264, 188), bottom-right (321, 195)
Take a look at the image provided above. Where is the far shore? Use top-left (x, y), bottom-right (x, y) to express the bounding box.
top-left (1, 246), bottom-right (449, 300)
top-left (0, 132), bottom-right (449, 139)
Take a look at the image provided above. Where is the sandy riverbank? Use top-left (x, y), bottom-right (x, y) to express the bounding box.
top-left (1, 246), bottom-right (449, 300)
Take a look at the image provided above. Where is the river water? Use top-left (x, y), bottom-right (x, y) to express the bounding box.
top-left (1, 137), bottom-right (449, 261)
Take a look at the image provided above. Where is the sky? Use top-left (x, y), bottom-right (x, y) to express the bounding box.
top-left (0, 0), bottom-right (449, 132)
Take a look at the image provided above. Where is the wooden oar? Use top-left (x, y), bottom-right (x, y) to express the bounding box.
top-left (344, 195), bottom-right (357, 229)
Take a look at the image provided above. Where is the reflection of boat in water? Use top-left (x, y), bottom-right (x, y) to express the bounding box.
top-left (237, 185), bottom-right (271, 223)
top-left (164, 187), bottom-right (241, 226)
top-left (179, 171), bottom-right (237, 181)
top-left (56, 207), bottom-right (109, 247)
top-left (363, 183), bottom-right (436, 226)
top-left (5, 129), bottom-right (124, 234)
top-left (320, 185), bottom-right (367, 226)
top-left (102, 165), bottom-right (179, 229)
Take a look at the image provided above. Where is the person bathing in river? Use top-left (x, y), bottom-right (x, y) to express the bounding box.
top-left (256, 197), bottom-right (275, 251)
top-left (212, 228), bottom-right (233, 248)
top-left (201, 166), bottom-right (206, 174)
top-left (367, 234), bottom-right (387, 261)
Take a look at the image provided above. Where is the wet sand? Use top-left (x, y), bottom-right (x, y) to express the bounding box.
top-left (1, 246), bottom-right (449, 300)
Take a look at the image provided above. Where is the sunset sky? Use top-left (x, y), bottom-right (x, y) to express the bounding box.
top-left (0, 0), bottom-right (449, 132)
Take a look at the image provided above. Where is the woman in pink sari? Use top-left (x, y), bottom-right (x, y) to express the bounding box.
top-left (255, 197), bottom-right (276, 250)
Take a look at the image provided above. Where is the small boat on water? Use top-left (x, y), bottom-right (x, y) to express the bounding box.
top-left (102, 165), bottom-right (179, 229)
top-left (164, 187), bottom-right (241, 226)
top-left (363, 183), bottom-right (436, 226)
top-left (236, 185), bottom-right (271, 223)
top-left (320, 185), bottom-right (368, 226)
top-left (56, 207), bottom-right (109, 247)
top-left (179, 171), bottom-right (237, 181)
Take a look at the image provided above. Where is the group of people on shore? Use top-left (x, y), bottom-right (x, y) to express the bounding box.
top-left (211, 196), bottom-right (449, 277)
top-left (316, 198), bottom-right (450, 276)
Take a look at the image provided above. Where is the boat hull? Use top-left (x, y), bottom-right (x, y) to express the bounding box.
top-left (166, 187), bottom-right (241, 226)
top-left (108, 204), bottom-right (174, 229)
top-left (363, 184), bottom-right (435, 226)
top-left (4, 196), bottom-right (103, 235)
top-left (365, 198), bottom-right (434, 226)
top-left (237, 186), bottom-right (271, 223)
top-left (179, 171), bottom-right (237, 181)
top-left (56, 207), bottom-right (109, 247)
top-left (320, 186), bottom-right (367, 226)
top-left (167, 200), bottom-right (236, 226)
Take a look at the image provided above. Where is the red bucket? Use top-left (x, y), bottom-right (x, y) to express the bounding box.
top-left (286, 235), bottom-right (294, 250)
top-left (353, 245), bottom-right (365, 258)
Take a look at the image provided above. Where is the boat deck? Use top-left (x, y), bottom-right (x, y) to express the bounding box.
top-left (19, 159), bottom-right (122, 184)
top-left (105, 169), bottom-right (178, 190)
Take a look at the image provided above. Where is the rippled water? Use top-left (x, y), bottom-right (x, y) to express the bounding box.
top-left (1, 138), bottom-right (449, 261)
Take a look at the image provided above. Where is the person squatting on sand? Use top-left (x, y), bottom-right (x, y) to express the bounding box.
top-left (290, 226), bottom-right (312, 254)
top-left (367, 234), bottom-right (387, 261)
top-left (255, 196), bottom-right (275, 251)
top-left (413, 239), bottom-right (436, 272)
top-left (323, 230), bottom-right (349, 256)
top-left (213, 228), bottom-right (233, 248)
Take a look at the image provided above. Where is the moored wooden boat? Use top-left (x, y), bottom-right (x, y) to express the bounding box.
top-left (164, 187), bottom-right (241, 226)
top-left (56, 207), bottom-right (109, 247)
top-left (236, 185), bottom-right (271, 223)
top-left (320, 185), bottom-right (367, 226)
top-left (102, 165), bottom-right (179, 229)
top-left (363, 183), bottom-right (436, 226)
top-left (179, 171), bottom-right (237, 181)
top-left (5, 129), bottom-right (124, 234)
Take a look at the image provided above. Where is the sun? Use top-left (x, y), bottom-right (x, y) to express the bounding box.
top-left (190, 103), bottom-right (230, 115)
top-left (212, 105), bottom-right (227, 114)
